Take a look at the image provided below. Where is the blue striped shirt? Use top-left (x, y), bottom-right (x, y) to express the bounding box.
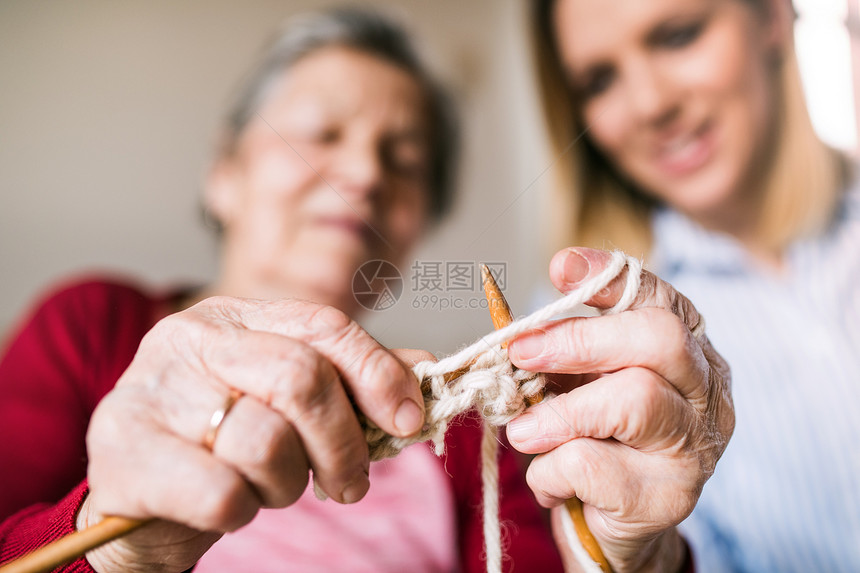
top-left (651, 178), bottom-right (860, 572)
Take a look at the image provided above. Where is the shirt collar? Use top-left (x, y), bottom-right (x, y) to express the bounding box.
top-left (650, 207), bottom-right (755, 276)
top-left (650, 165), bottom-right (860, 277)
top-left (838, 170), bottom-right (860, 224)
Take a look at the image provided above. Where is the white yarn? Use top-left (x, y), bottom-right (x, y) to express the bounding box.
top-left (361, 251), bottom-right (645, 573)
top-left (559, 501), bottom-right (604, 573)
top-left (481, 420), bottom-right (501, 573)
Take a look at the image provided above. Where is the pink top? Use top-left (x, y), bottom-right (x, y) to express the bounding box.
top-left (196, 443), bottom-right (458, 572)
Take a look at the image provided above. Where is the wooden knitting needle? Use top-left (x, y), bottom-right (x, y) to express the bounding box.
top-left (480, 264), bottom-right (543, 406)
top-left (0, 515), bottom-right (145, 573)
top-left (479, 264), bottom-right (612, 573)
top-left (437, 266), bottom-right (509, 384)
top-left (440, 264), bottom-right (527, 385)
top-left (481, 265), bottom-right (514, 343)
top-left (565, 498), bottom-right (612, 572)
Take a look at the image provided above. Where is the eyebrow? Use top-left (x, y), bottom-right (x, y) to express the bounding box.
top-left (562, 6), bottom-right (712, 85)
top-left (644, 11), bottom-right (708, 45)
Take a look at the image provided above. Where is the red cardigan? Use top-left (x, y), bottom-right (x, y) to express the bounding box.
top-left (0, 277), bottom-right (563, 572)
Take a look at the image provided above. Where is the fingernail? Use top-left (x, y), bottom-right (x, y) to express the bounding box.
top-left (507, 413), bottom-right (537, 442)
top-left (340, 472), bottom-right (370, 504)
top-left (394, 397), bottom-right (424, 436)
top-left (564, 250), bottom-right (590, 286)
top-left (510, 332), bottom-right (545, 361)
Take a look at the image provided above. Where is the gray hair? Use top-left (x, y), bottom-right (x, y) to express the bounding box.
top-left (222, 6), bottom-right (458, 219)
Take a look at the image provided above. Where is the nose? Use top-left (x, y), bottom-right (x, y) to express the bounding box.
top-left (623, 56), bottom-right (680, 127)
top-left (331, 137), bottom-right (384, 200)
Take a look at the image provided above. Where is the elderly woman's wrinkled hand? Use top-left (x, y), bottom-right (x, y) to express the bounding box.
top-left (506, 247), bottom-right (734, 573)
top-left (78, 297), bottom-right (426, 573)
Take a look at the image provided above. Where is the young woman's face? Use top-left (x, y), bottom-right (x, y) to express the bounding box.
top-left (207, 46), bottom-right (431, 308)
top-left (554, 0), bottom-right (780, 228)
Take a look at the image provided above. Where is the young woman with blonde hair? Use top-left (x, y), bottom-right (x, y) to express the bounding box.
top-left (521, 0), bottom-right (859, 570)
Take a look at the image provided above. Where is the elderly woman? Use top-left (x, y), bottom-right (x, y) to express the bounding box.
top-left (521, 0), bottom-right (859, 571)
top-left (0, 8), bottom-right (564, 573)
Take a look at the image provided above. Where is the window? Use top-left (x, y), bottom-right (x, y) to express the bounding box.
top-left (793, 0), bottom-right (859, 153)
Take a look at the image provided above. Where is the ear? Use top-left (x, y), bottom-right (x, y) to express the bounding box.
top-left (204, 153), bottom-right (242, 230)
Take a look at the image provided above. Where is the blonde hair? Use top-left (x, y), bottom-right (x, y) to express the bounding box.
top-left (530, 0), bottom-right (849, 260)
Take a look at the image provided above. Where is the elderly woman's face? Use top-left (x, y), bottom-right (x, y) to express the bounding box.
top-left (208, 46), bottom-right (430, 306)
top-left (554, 0), bottom-right (780, 228)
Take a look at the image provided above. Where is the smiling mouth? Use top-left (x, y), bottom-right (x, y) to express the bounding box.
top-left (315, 216), bottom-right (377, 244)
top-left (653, 121), bottom-right (716, 176)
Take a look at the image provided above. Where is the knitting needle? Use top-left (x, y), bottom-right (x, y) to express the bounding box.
top-left (0, 515), bottom-right (145, 573)
top-left (479, 264), bottom-right (612, 573)
top-left (481, 265), bottom-right (514, 342)
top-left (440, 265), bottom-right (527, 385)
top-left (480, 264), bottom-right (543, 406)
top-left (438, 266), bottom-right (510, 384)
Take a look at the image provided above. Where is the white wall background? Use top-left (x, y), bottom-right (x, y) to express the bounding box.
top-left (1, 1), bottom-right (857, 355)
